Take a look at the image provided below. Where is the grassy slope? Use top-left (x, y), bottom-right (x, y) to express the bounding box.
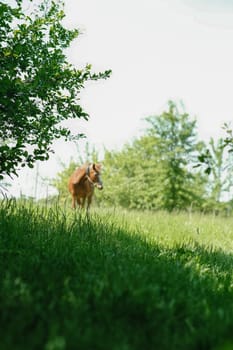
top-left (0, 201), bottom-right (233, 349)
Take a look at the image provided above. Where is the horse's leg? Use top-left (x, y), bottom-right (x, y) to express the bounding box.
top-left (87, 195), bottom-right (92, 213)
top-left (81, 197), bottom-right (86, 209)
top-left (77, 196), bottom-right (82, 209)
top-left (72, 195), bottom-right (77, 209)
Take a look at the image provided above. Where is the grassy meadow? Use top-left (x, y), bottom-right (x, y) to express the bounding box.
top-left (1, 200), bottom-right (233, 349)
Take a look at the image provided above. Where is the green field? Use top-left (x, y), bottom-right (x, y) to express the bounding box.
top-left (1, 200), bottom-right (233, 350)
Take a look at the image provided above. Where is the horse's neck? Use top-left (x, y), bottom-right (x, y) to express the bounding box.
top-left (83, 179), bottom-right (94, 192)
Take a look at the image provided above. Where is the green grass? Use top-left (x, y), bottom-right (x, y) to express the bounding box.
top-left (1, 201), bottom-right (233, 350)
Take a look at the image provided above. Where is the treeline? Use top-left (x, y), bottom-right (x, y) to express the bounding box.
top-left (52, 101), bottom-right (233, 214)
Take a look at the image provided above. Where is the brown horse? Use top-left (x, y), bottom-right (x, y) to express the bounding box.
top-left (68, 163), bottom-right (103, 211)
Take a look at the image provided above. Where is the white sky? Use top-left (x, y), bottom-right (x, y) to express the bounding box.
top-left (5, 0), bottom-right (233, 198)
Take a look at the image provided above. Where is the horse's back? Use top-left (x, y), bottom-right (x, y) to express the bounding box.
top-left (69, 164), bottom-right (86, 184)
top-left (68, 163), bottom-right (90, 195)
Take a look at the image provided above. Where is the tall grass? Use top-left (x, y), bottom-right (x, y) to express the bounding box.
top-left (1, 200), bottom-right (233, 349)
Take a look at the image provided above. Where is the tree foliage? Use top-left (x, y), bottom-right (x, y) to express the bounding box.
top-left (143, 101), bottom-right (205, 210)
top-left (202, 138), bottom-right (233, 203)
top-left (100, 101), bottom-right (205, 211)
top-left (0, 0), bottom-right (111, 179)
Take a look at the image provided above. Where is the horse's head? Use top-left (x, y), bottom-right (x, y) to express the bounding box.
top-left (87, 163), bottom-right (103, 190)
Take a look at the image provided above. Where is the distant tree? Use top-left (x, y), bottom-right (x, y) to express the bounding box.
top-left (0, 0), bottom-right (111, 180)
top-left (100, 134), bottom-right (168, 209)
top-left (204, 138), bottom-right (233, 202)
top-left (100, 144), bottom-right (145, 208)
top-left (52, 160), bottom-right (77, 200)
top-left (99, 101), bottom-right (206, 211)
top-left (143, 101), bottom-right (204, 211)
top-left (197, 122), bottom-right (233, 175)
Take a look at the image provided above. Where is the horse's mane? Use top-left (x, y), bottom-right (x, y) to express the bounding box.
top-left (71, 164), bottom-right (87, 185)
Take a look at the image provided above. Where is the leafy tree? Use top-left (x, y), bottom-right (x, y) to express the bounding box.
top-left (100, 137), bottom-right (164, 209)
top-left (99, 101), bottom-right (206, 211)
top-left (100, 145), bottom-right (141, 208)
top-left (0, 0), bottom-right (111, 180)
top-left (143, 101), bottom-right (204, 211)
top-left (52, 160), bottom-right (76, 201)
top-left (204, 138), bottom-right (233, 203)
top-left (197, 122), bottom-right (233, 176)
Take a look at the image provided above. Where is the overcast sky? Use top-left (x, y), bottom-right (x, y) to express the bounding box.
top-left (6, 0), bottom-right (233, 198)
